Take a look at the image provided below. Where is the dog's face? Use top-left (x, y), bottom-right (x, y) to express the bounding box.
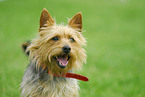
top-left (27, 9), bottom-right (86, 75)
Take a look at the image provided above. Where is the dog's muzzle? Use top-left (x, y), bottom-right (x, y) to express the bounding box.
top-left (54, 55), bottom-right (70, 68)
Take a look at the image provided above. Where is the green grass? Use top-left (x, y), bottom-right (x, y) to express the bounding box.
top-left (0, 0), bottom-right (145, 97)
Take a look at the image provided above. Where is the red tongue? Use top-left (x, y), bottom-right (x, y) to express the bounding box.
top-left (58, 56), bottom-right (68, 66)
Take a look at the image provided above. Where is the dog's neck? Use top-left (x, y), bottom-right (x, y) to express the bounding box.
top-left (40, 64), bottom-right (89, 81)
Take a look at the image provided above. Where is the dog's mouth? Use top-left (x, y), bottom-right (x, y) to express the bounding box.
top-left (53, 55), bottom-right (70, 69)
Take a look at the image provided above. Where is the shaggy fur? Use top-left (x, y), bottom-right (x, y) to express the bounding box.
top-left (21, 8), bottom-right (86, 97)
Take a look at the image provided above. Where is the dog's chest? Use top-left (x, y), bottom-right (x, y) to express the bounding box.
top-left (42, 77), bottom-right (79, 97)
top-left (21, 65), bottom-right (79, 97)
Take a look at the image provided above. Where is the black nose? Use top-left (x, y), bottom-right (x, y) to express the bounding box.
top-left (62, 46), bottom-right (71, 54)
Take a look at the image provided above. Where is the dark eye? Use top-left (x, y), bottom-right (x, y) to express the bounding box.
top-left (52, 36), bottom-right (59, 41)
top-left (69, 37), bottom-right (75, 42)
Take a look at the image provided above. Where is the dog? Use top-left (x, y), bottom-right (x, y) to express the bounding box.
top-left (21, 8), bottom-right (88, 97)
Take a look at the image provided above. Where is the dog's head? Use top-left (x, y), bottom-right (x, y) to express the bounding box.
top-left (27, 8), bottom-right (86, 75)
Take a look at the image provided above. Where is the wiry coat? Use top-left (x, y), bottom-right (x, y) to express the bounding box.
top-left (21, 63), bottom-right (79, 97)
top-left (21, 8), bottom-right (86, 97)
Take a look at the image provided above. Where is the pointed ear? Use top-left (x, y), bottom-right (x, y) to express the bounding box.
top-left (39, 8), bottom-right (54, 31)
top-left (68, 12), bottom-right (82, 32)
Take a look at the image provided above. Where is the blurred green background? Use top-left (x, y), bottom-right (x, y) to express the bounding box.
top-left (0, 0), bottom-right (145, 97)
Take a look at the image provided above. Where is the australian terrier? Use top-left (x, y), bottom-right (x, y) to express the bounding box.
top-left (21, 8), bottom-right (88, 97)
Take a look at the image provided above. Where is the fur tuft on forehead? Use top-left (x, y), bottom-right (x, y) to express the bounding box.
top-left (39, 25), bottom-right (86, 46)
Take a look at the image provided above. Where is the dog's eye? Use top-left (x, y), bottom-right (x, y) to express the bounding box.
top-left (69, 37), bottom-right (75, 42)
top-left (52, 36), bottom-right (59, 41)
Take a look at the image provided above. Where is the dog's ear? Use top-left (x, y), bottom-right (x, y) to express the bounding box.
top-left (39, 8), bottom-right (54, 31)
top-left (68, 12), bottom-right (82, 32)
top-left (22, 41), bottom-right (31, 56)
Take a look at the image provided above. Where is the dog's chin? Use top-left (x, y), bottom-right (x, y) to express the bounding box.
top-left (53, 54), bottom-right (70, 69)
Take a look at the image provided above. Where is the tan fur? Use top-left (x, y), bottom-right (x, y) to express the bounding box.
top-left (21, 8), bottom-right (87, 97)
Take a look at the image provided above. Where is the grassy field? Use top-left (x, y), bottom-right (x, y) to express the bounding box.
top-left (0, 0), bottom-right (145, 97)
